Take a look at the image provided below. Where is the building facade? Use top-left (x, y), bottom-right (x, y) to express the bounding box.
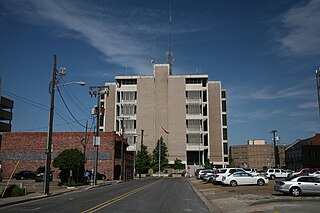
top-left (285, 134), bottom-right (320, 171)
top-left (230, 140), bottom-right (287, 170)
top-left (101, 64), bottom-right (228, 171)
top-left (0, 132), bottom-right (133, 181)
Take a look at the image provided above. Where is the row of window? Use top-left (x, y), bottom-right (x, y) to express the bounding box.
top-left (186, 91), bottom-right (207, 102)
top-left (185, 78), bottom-right (207, 87)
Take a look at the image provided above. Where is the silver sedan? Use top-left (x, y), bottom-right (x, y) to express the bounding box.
top-left (274, 175), bottom-right (320, 196)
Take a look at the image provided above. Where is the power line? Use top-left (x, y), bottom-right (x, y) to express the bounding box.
top-left (58, 78), bottom-right (90, 116)
top-left (56, 86), bottom-right (87, 128)
top-left (3, 90), bottom-right (48, 111)
top-left (2, 89), bottom-right (89, 131)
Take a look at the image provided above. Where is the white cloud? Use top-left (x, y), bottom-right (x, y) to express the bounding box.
top-left (280, 0), bottom-right (320, 55)
top-left (229, 78), bottom-right (314, 101)
top-left (297, 101), bottom-right (318, 109)
top-left (2, 0), bottom-right (167, 74)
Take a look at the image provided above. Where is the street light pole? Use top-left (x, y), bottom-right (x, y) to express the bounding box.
top-left (44, 54), bottom-right (86, 195)
top-left (44, 54), bottom-right (56, 195)
top-left (140, 129), bottom-right (144, 179)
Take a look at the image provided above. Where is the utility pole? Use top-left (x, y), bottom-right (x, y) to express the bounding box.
top-left (159, 137), bottom-right (161, 177)
top-left (139, 129), bottom-right (144, 179)
top-left (316, 68), bottom-right (320, 117)
top-left (89, 86), bottom-right (109, 185)
top-left (269, 130), bottom-right (278, 168)
top-left (44, 54), bottom-right (56, 195)
top-left (44, 55), bottom-right (85, 194)
top-left (82, 120), bottom-right (88, 156)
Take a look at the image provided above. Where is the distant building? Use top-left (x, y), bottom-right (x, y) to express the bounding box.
top-left (0, 77), bottom-right (14, 133)
top-left (101, 64), bottom-right (228, 172)
top-left (230, 140), bottom-right (288, 170)
top-left (0, 132), bottom-right (132, 181)
top-left (285, 134), bottom-right (320, 171)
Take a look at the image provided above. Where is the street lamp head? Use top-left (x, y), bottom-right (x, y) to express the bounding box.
top-left (79, 81), bottom-right (86, 86)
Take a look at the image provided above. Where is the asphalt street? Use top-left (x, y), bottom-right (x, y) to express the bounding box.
top-left (0, 178), bottom-right (209, 213)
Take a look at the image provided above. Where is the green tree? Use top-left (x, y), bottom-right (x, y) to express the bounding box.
top-left (53, 149), bottom-right (86, 185)
top-left (204, 158), bottom-right (213, 169)
top-left (135, 144), bottom-right (151, 176)
top-left (228, 156), bottom-right (239, 168)
top-left (173, 158), bottom-right (184, 171)
top-left (151, 137), bottom-right (169, 172)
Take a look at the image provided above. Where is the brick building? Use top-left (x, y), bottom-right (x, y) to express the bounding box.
top-left (0, 132), bottom-right (133, 181)
top-left (230, 140), bottom-right (288, 170)
top-left (286, 133), bottom-right (320, 171)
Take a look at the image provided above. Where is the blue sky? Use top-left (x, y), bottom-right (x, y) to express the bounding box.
top-left (1, 0), bottom-right (319, 146)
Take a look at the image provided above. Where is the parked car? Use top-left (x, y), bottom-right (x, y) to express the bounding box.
top-left (292, 168), bottom-right (320, 176)
top-left (312, 171), bottom-right (320, 177)
top-left (198, 169), bottom-right (215, 180)
top-left (202, 173), bottom-right (216, 183)
top-left (195, 168), bottom-right (204, 177)
top-left (213, 168), bottom-right (246, 184)
top-left (243, 168), bottom-right (258, 176)
top-left (15, 170), bottom-right (36, 180)
top-left (86, 170), bottom-right (106, 180)
top-left (222, 171), bottom-right (269, 187)
top-left (35, 166), bottom-right (53, 182)
top-left (274, 175), bottom-right (320, 196)
top-left (265, 169), bottom-right (290, 180)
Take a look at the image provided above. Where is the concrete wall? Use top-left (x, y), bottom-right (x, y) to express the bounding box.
top-left (208, 82), bottom-right (223, 164)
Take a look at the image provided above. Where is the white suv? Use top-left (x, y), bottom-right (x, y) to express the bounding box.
top-left (213, 168), bottom-right (246, 184)
top-left (265, 168), bottom-right (290, 180)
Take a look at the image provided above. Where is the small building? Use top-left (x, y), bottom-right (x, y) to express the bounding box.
top-left (285, 133), bottom-right (320, 171)
top-left (230, 140), bottom-right (288, 170)
top-left (0, 132), bottom-right (133, 181)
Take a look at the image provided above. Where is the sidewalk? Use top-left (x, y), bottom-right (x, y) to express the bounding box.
top-left (0, 179), bottom-right (113, 207)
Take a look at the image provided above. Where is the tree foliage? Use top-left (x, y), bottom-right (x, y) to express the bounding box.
top-left (135, 144), bottom-right (151, 174)
top-left (228, 156), bottom-right (239, 168)
top-left (204, 158), bottom-right (213, 169)
top-left (53, 149), bottom-right (86, 184)
top-left (151, 137), bottom-right (168, 172)
top-left (173, 158), bottom-right (184, 171)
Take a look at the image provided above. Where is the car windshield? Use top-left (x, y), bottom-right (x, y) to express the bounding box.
top-left (217, 169), bottom-right (227, 174)
top-left (284, 175), bottom-right (298, 181)
top-left (36, 167), bottom-right (45, 173)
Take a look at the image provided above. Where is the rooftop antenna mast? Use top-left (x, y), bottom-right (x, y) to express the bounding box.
top-left (151, 35), bottom-right (157, 64)
top-left (166, 0), bottom-right (173, 75)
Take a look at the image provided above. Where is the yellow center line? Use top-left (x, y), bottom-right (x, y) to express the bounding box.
top-left (81, 179), bottom-right (162, 213)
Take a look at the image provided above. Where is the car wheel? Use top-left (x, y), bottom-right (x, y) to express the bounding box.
top-left (21, 177), bottom-right (24, 180)
top-left (230, 180), bottom-right (237, 187)
top-left (209, 178), bottom-right (213, 183)
top-left (257, 179), bottom-right (265, 186)
top-left (270, 175), bottom-right (275, 180)
top-left (290, 187), bottom-right (301, 197)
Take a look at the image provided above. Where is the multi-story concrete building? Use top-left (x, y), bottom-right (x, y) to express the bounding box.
top-left (101, 64), bottom-right (228, 171)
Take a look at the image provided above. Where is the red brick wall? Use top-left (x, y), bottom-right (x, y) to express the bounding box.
top-left (0, 132), bottom-right (130, 180)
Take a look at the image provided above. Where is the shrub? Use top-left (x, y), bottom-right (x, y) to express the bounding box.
top-left (2, 184), bottom-right (24, 197)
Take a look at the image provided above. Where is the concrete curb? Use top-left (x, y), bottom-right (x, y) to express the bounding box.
top-left (0, 182), bottom-right (112, 208)
top-left (187, 178), bottom-right (222, 213)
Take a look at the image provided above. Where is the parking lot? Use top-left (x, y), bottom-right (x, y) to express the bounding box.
top-left (190, 178), bottom-right (320, 213)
